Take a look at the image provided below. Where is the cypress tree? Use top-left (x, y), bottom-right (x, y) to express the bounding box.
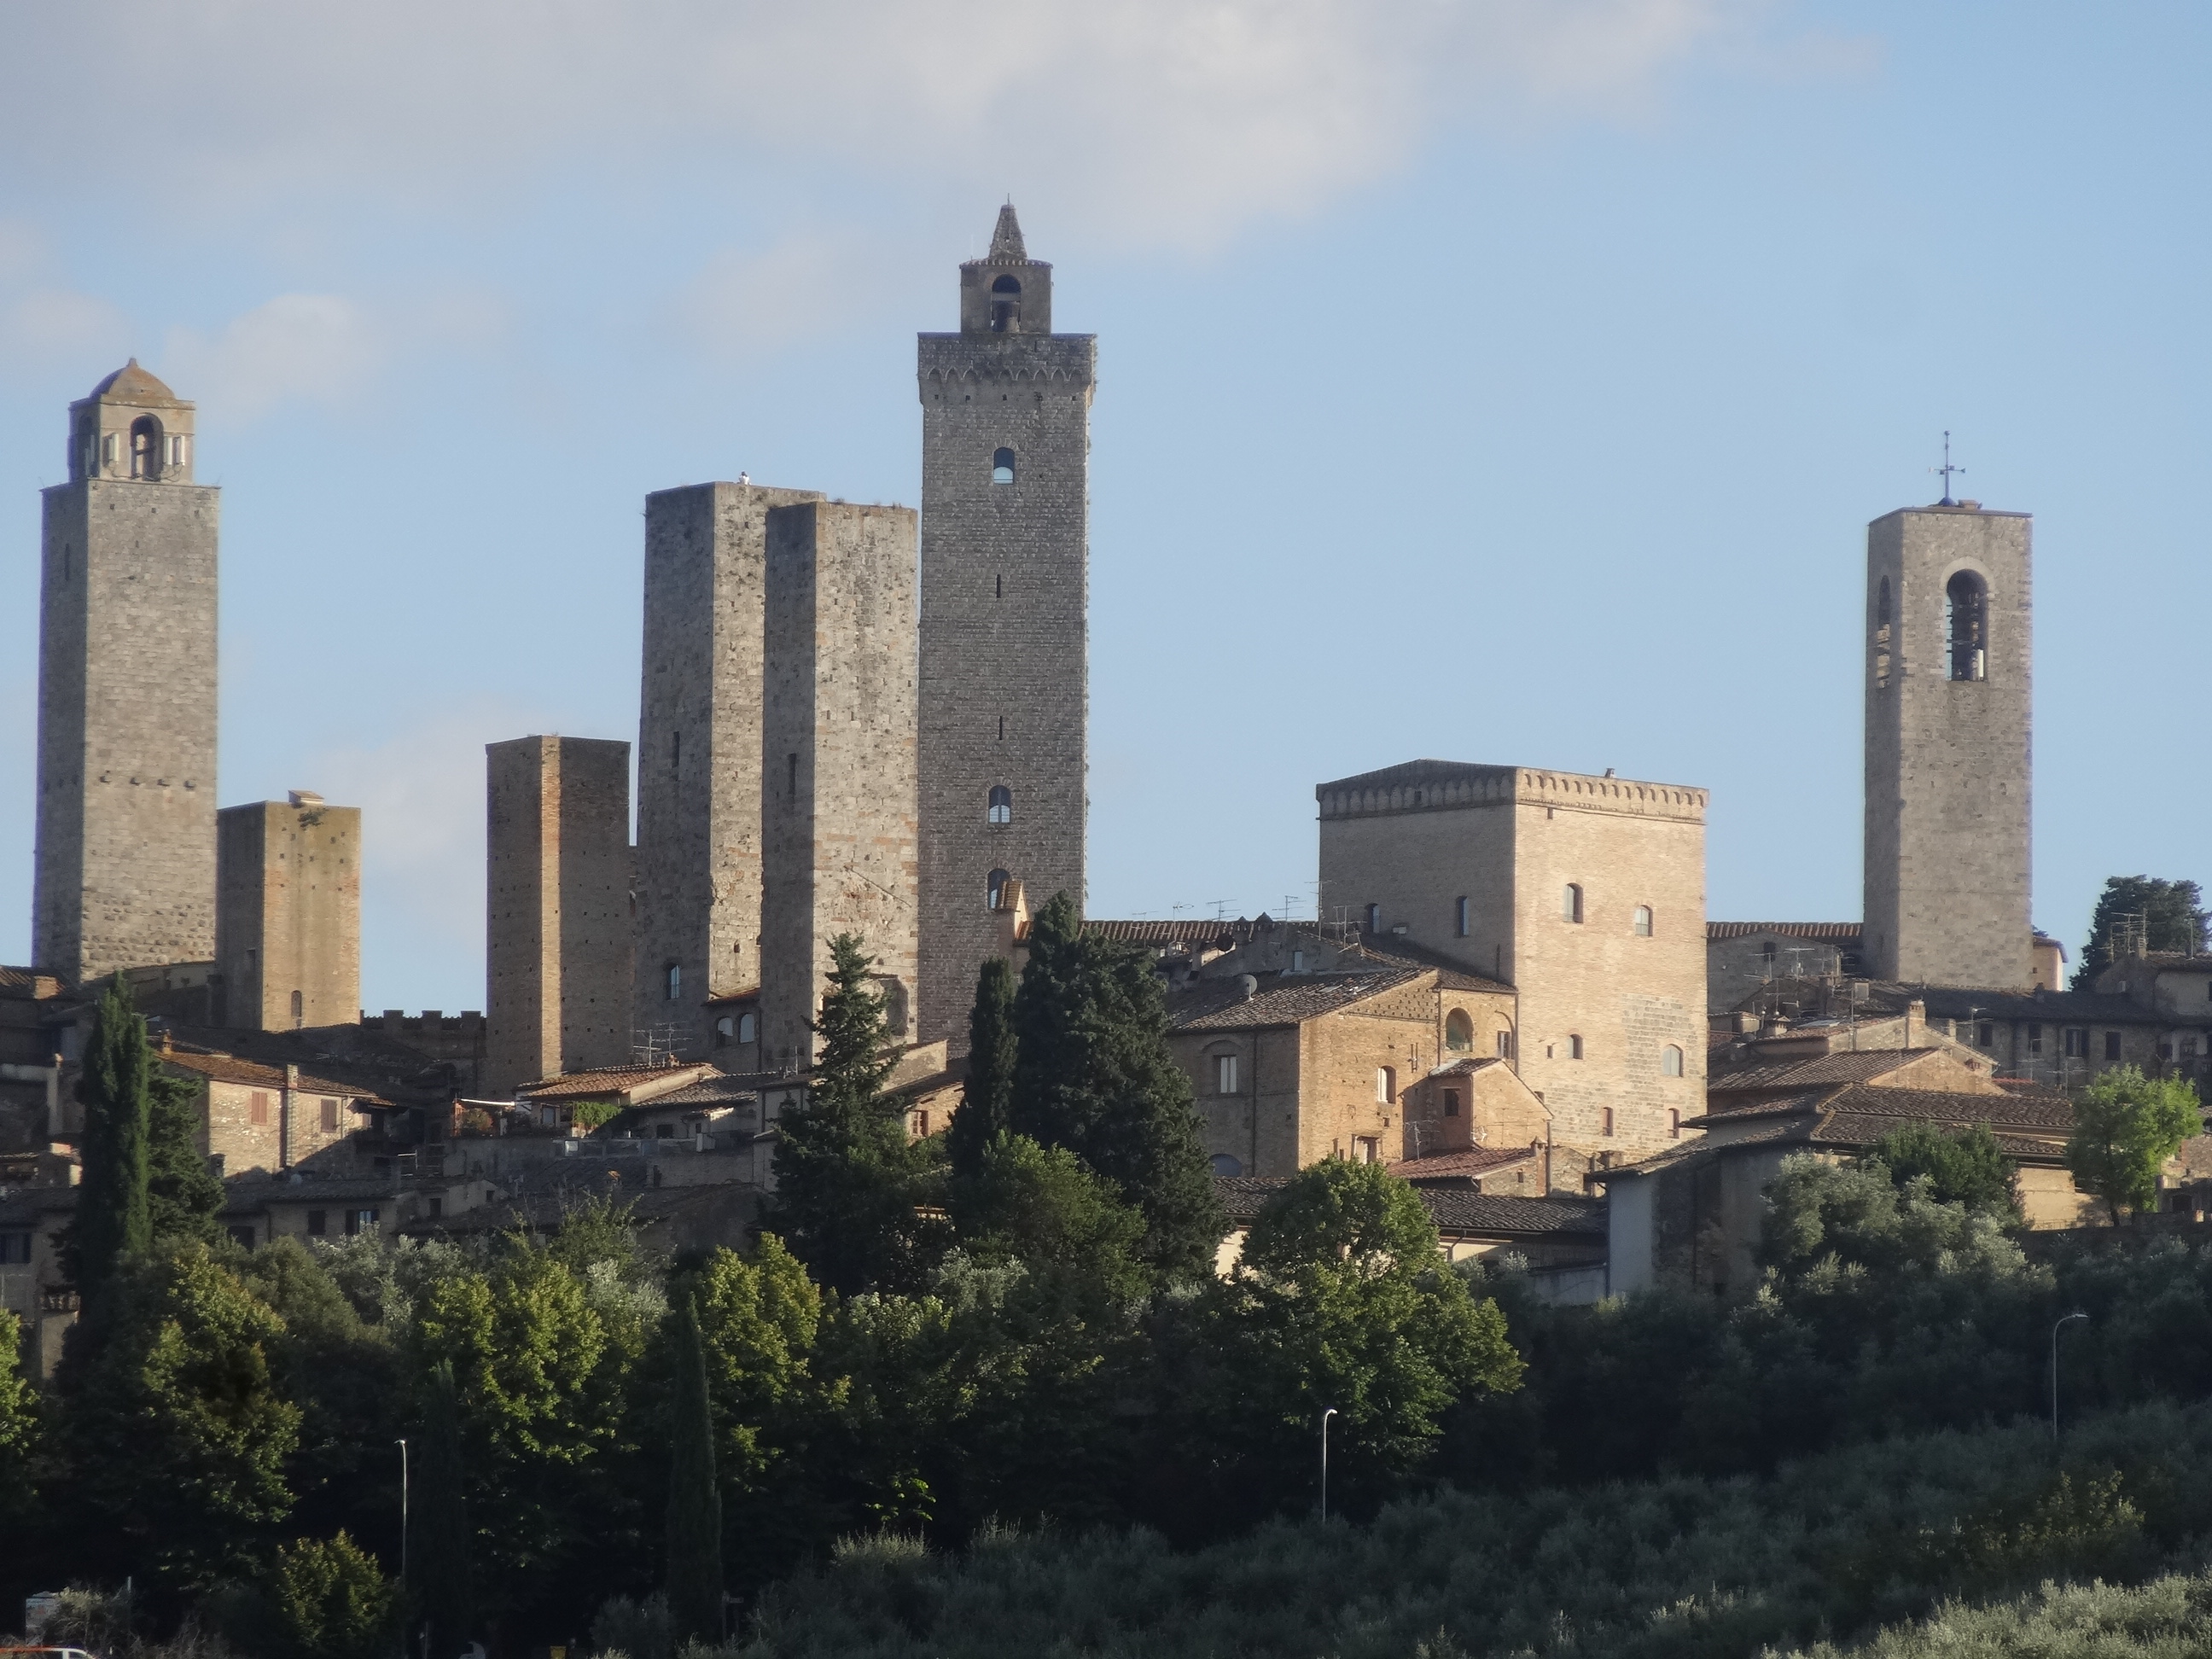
top-left (1010, 893), bottom-right (1225, 1279)
top-left (664, 1294), bottom-right (724, 1644)
top-left (73, 974), bottom-right (152, 1303)
top-left (147, 1073), bottom-right (224, 1246)
top-left (946, 957), bottom-right (1016, 1181)
top-left (410, 1359), bottom-right (474, 1659)
top-left (765, 934), bottom-right (913, 1292)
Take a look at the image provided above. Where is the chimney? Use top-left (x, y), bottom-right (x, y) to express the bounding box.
top-left (1906, 999), bottom-right (1924, 1048)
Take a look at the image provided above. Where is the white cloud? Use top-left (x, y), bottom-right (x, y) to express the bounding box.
top-left (673, 230), bottom-right (902, 358)
top-left (163, 294), bottom-right (384, 422)
top-left (0, 287), bottom-right (131, 365)
top-left (0, 0), bottom-right (1826, 251)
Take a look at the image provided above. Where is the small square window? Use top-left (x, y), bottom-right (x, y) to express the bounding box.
top-left (305, 1210), bottom-right (326, 1237)
top-left (1977, 1022), bottom-right (1995, 1049)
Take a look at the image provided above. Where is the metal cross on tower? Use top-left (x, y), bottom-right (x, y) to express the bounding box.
top-left (1932, 431), bottom-right (1965, 506)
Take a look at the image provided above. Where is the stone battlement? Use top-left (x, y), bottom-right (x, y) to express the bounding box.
top-left (1316, 761), bottom-right (1706, 824)
top-left (917, 333), bottom-right (1097, 386)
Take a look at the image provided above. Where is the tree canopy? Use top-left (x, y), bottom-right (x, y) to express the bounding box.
top-left (72, 974), bottom-right (152, 1304)
top-left (2075, 875), bottom-right (2209, 988)
top-left (1864, 1122), bottom-right (2022, 1221)
top-left (2067, 1065), bottom-right (2203, 1224)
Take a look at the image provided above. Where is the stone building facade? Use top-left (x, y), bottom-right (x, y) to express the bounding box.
top-left (1316, 760), bottom-right (1708, 1158)
top-left (759, 502), bottom-right (921, 1065)
top-left (634, 481), bottom-right (824, 1054)
top-left (1864, 504), bottom-right (2034, 989)
top-left (917, 206), bottom-right (1095, 1045)
top-left (486, 736), bottom-right (633, 1093)
top-left (214, 792), bottom-right (361, 1032)
top-left (157, 1046), bottom-right (381, 1176)
top-left (34, 361), bottom-right (218, 984)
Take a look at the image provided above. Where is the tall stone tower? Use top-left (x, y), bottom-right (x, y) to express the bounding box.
top-left (917, 205), bottom-right (1095, 1044)
top-left (633, 482), bottom-right (823, 1055)
top-left (1863, 503), bottom-right (2034, 989)
top-left (34, 361), bottom-right (219, 984)
top-left (759, 502), bottom-right (920, 1066)
top-left (215, 792), bottom-right (362, 1031)
top-left (487, 736), bottom-right (633, 1092)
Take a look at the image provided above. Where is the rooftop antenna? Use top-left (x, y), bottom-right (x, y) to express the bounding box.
top-left (1932, 431), bottom-right (1965, 507)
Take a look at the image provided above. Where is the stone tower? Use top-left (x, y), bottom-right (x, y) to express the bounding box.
top-left (34, 361), bottom-right (219, 984)
top-left (917, 205), bottom-right (1096, 1044)
top-left (1862, 503), bottom-right (2033, 989)
top-left (633, 482), bottom-right (823, 1055)
top-left (215, 792), bottom-right (362, 1031)
top-left (759, 502), bottom-right (920, 1066)
top-left (487, 736), bottom-right (633, 1092)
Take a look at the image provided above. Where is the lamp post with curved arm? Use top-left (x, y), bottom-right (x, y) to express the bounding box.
top-left (1319, 1407), bottom-right (1337, 1522)
top-left (2052, 1311), bottom-right (2088, 1445)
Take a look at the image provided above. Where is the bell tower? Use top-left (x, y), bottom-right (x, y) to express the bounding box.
top-left (35, 361), bottom-right (220, 982)
top-left (917, 206), bottom-right (1096, 1044)
top-left (1862, 499), bottom-right (2034, 989)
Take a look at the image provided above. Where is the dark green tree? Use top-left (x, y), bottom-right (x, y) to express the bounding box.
top-left (2067, 1065), bottom-right (2203, 1224)
top-left (947, 957), bottom-right (1017, 1182)
top-left (1864, 1122), bottom-right (2022, 1220)
top-left (410, 1360), bottom-right (475, 1659)
top-left (765, 935), bottom-right (919, 1293)
top-left (665, 1295), bottom-right (724, 1643)
top-left (2074, 876), bottom-right (2209, 988)
top-left (1010, 894), bottom-right (1224, 1278)
top-left (264, 1532), bottom-right (400, 1659)
top-left (72, 974), bottom-right (152, 1303)
top-left (148, 1071), bottom-right (224, 1246)
top-left (0, 1308), bottom-right (38, 1512)
top-left (950, 1133), bottom-right (1148, 1300)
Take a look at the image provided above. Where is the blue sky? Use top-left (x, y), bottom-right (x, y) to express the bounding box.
top-left (2, 2), bottom-right (2206, 1011)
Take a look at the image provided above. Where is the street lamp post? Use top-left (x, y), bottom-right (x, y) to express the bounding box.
top-left (397, 1439), bottom-right (410, 1584)
top-left (1319, 1408), bottom-right (1337, 1522)
top-left (2052, 1312), bottom-right (2088, 1445)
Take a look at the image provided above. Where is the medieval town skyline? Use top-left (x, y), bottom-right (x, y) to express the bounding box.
top-left (3, 3), bottom-right (2209, 1011)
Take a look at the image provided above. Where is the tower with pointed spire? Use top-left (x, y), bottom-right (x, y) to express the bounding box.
top-left (917, 206), bottom-right (1096, 1043)
top-left (34, 361), bottom-right (220, 982)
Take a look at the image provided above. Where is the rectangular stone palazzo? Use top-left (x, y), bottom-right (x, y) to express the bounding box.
top-left (486, 736), bottom-right (633, 1093)
top-left (1863, 504), bottom-right (2034, 989)
top-left (760, 502), bottom-right (921, 1067)
top-left (34, 361), bottom-right (218, 984)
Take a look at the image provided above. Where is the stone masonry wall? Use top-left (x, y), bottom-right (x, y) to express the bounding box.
top-left (1864, 507), bottom-right (2033, 989)
top-left (215, 800), bottom-right (362, 1031)
top-left (760, 503), bottom-right (920, 1065)
top-left (199, 1076), bottom-right (356, 1175)
top-left (35, 475), bottom-right (219, 982)
top-left (486, 736), bottom-right (632, 1093)
top-left (917, 328), bottom-right (1095, 1046)
top-left (635, 483), bottom-right (822, 1055)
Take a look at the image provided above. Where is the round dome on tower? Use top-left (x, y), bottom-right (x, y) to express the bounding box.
top-left (88, 358), bottom-right (184, 407)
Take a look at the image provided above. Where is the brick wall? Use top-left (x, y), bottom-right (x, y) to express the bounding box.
top-left (1864, 507), bottom-right (2034, 989)
top-left (35, 457), bottom-right (218, 982)
top-left (199, 1075), bottom-right (356, 1175)
top-left (760, 503), bottom-right (920, 1064)
top-left (486, 736), bottom-right (632, 1093)
top-left (916, 249), bottom-right (1095, 1046)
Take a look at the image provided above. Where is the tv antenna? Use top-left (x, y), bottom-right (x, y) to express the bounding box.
top-left (1932, 431), bottom-right (1965, 506)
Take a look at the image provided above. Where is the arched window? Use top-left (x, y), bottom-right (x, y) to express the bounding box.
top-left (1569, 1033), bottom-right (1584, 1060)
top-left (1946, 570), bottom-right (1988, 681)
top-left (1877, 575), bottom-right (1892, 628)
top-left (665, 963), bottom-right (682, 1002)
top-left (990, 274), bottom-right (1022, 333)
top-left (1442, 1089), bottom-right (1460, 1118)
top-left (129, 415), bottom-right (163, 480)
top-left (714, 1015), bottom-right (735, 1045)
top-left (1633, 905), bottom-right (1653, 937)
top-left (987, 867), bottom-right (1010, 910)
top-left (1563, 883), bottom-right (1584, 923)
top-left (1376, 1067), bottom-right (1395, 1104)
top-left (290, 988), bottom-right (304, 1027)
top-left (1445, 1009), bottom-right (1474, 1051)
top-left (1602, 1107), bottom-right (1615, 1138)
top-left (992, 447), bottom-right (1016, 485)
top-left (987, 785), bottom-right (1012, 824)
top-left (737, 1011), bottom-right (757, 1045)
top-left (1210, 1153), bottom-right (1243, 1177)
top-left (1662, 1044), bottom-right (1684, 1077)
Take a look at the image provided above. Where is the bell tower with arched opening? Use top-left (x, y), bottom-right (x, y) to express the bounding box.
top-left (917, 205), bottom-right (1095, 1045)
top-left (35, 360), bottom-right (219, 982)
top-left (1862, 499), bottom-right (2033, 989)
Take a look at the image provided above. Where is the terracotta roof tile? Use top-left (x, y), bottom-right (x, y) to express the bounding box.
top-left (1707, 1050), bottom-right (1975, 1093)
top-left (1387, 1145), bottom-right (1540, 1181)
top-left (1707, 923), bottom-right (1863, 942)
top-left (160, 1050), bottom-right (387, 1103)
top-left (1172, 970), bottom-right (1427, 1033)
top-left (518, 1064), bottom-right (708, 1100)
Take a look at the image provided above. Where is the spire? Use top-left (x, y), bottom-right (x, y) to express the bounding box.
top-left (988, 202), bottom-right (1027, 262)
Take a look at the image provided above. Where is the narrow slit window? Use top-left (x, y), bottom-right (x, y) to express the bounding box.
top-left (1946, 570), bottom-right (1988, 681)
top-left (1569, 1033), bottom-right (1584, 1060)
top-left (1633, 905), bottom-right (1653, 937)
top-left (1563, 883), bottom-right (1584, 923)
top-left (666, 963), bottom-right (682, 1002)
top-left (1376, 1067), bottom-right (1395, 1104)
top-left (1455, 895), bottom-right (1470, 937)
top-left (992, 447), bottom-right (1016, 485)
top-left (1215, 1054), bottom-right (1238, 1095)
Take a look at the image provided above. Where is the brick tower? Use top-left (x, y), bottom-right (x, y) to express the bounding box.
top-left (34, 361), bottom-right (219, 984)
top-left (1862, 502), bottom-right (2034, 989)
top-left (917, 206), bottom-right (1096, 1043)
